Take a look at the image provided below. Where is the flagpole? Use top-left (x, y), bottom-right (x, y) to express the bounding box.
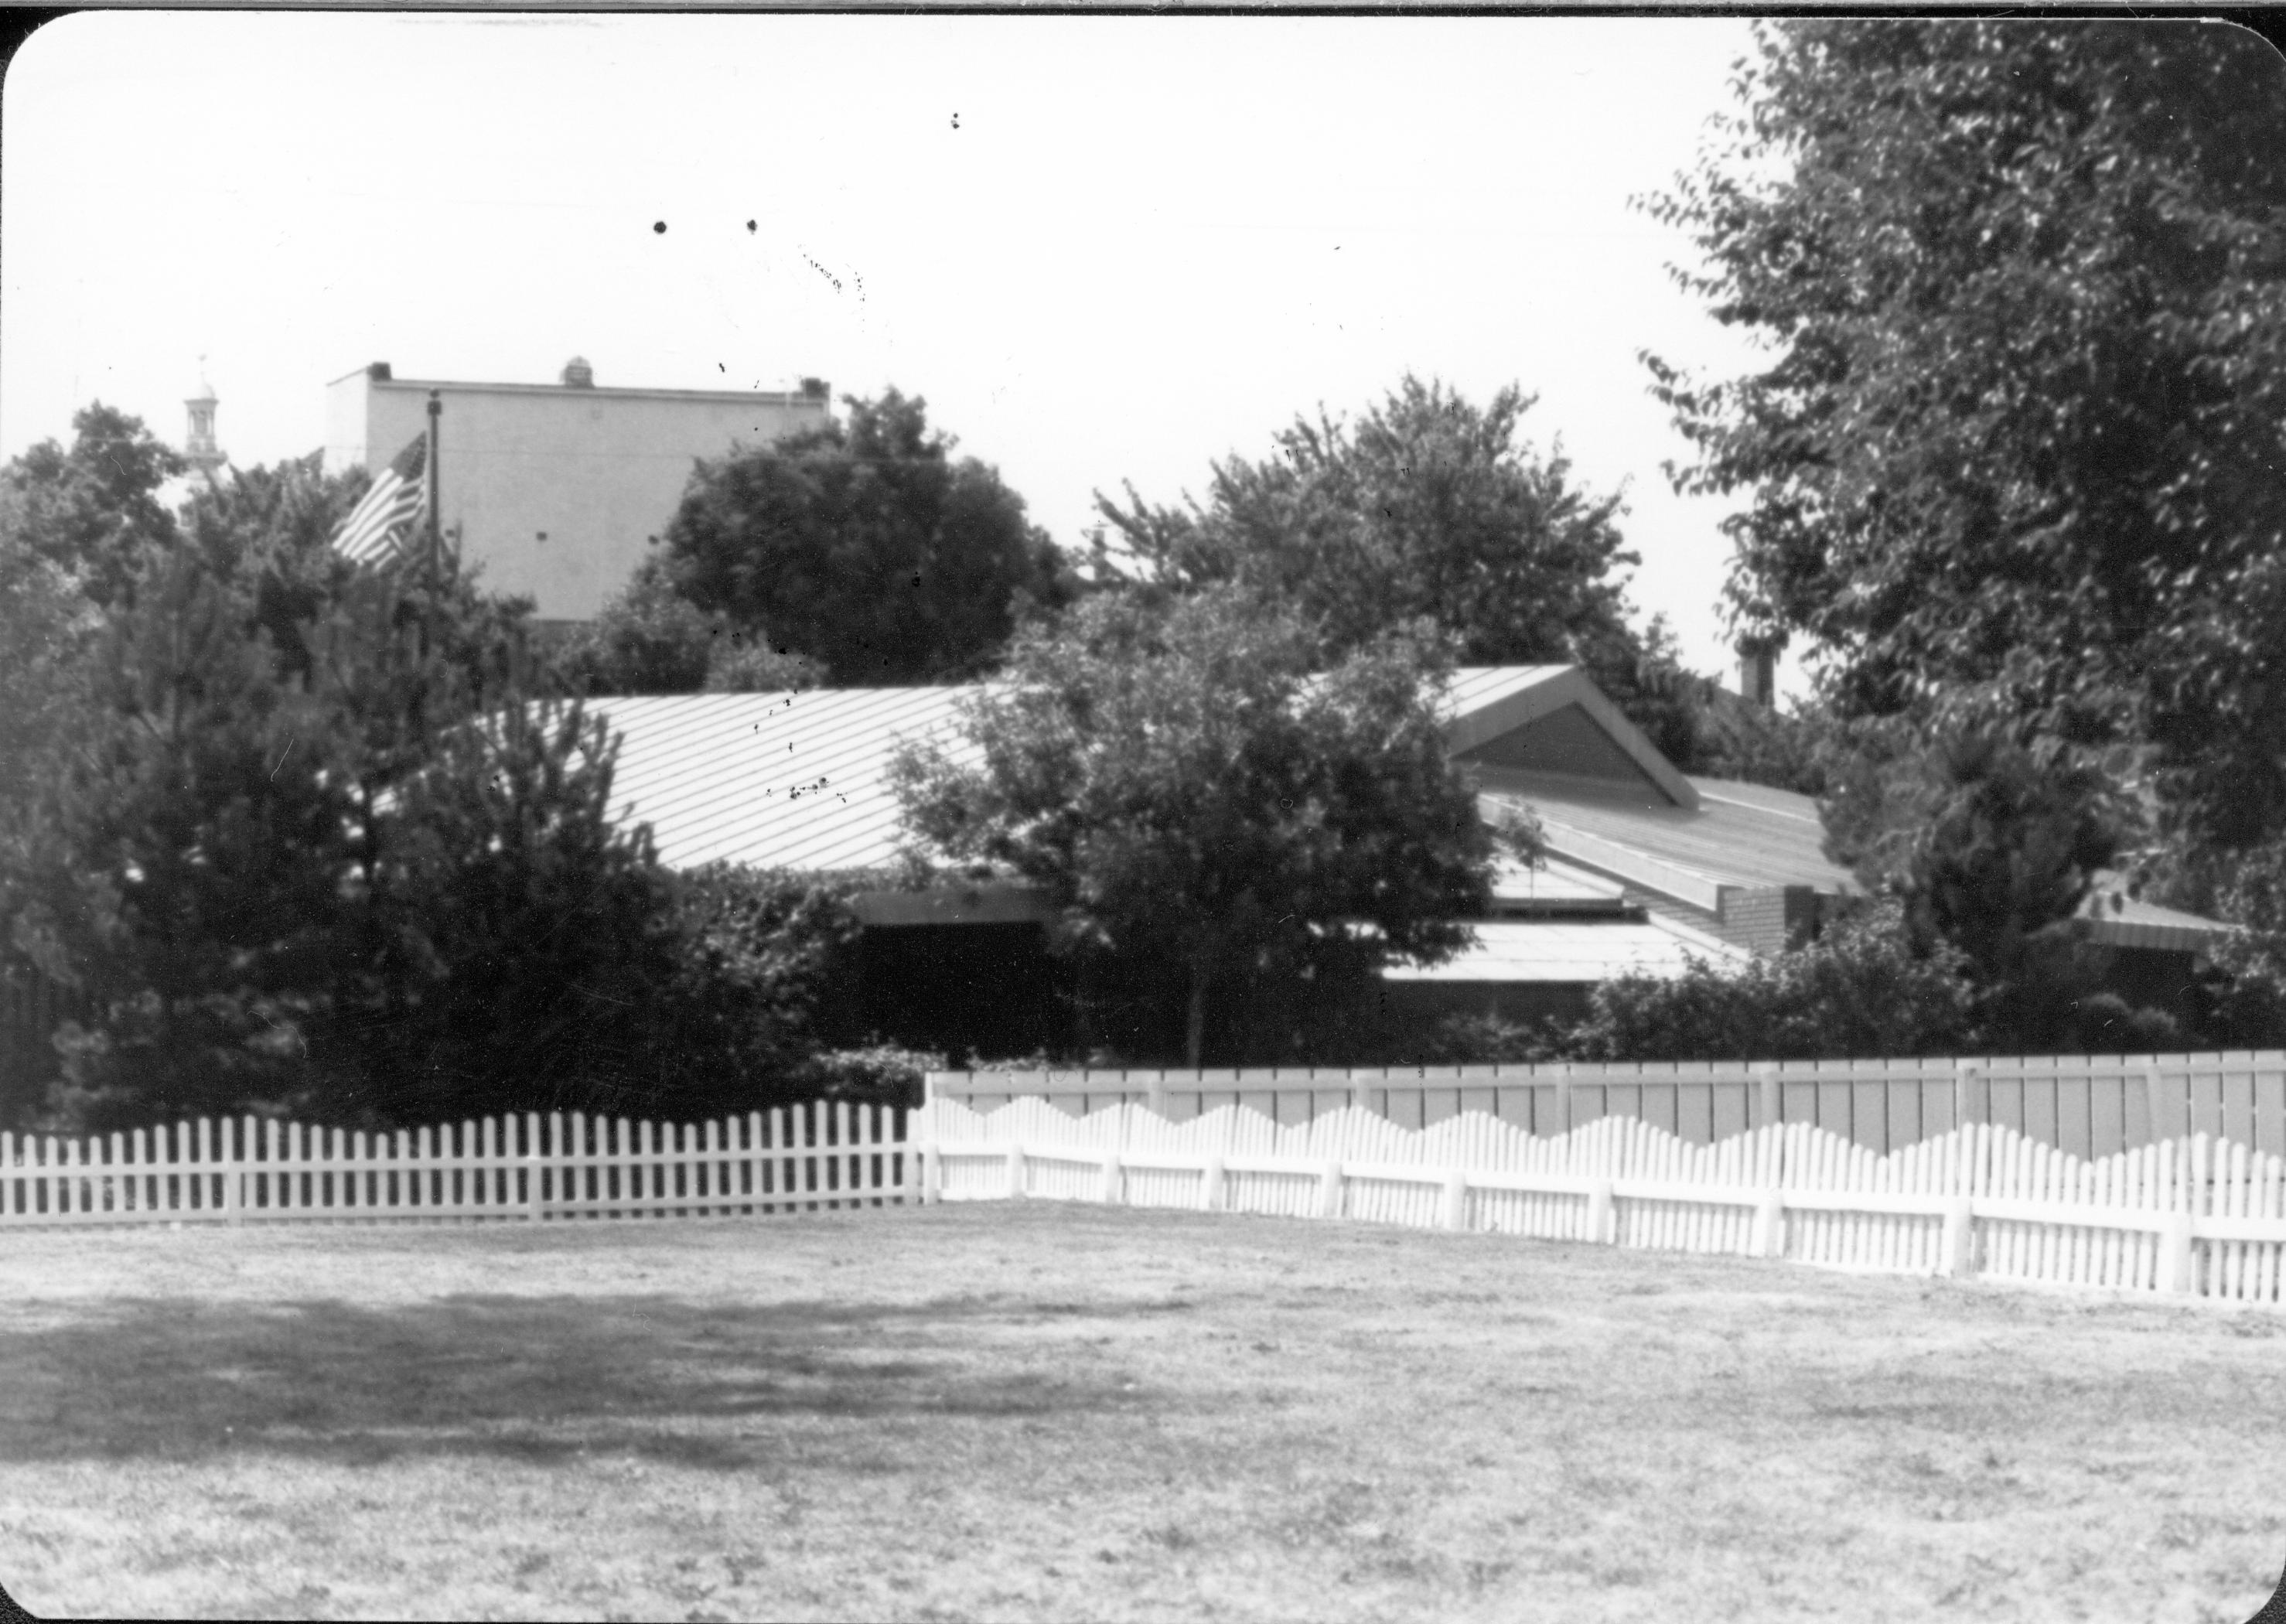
top-left (425, 391), bottom-right (442, 593)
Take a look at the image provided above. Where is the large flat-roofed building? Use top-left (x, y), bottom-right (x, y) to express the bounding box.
top-left (322, 358), bottom-right (832, 621)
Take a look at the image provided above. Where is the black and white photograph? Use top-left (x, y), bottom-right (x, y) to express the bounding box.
top-left (4, 12), bottom-right (2286, 1621)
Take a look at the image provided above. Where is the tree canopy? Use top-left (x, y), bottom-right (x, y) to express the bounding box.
top-left (1643, 21), bottom-right (2286, 856)
top-left (1094, 375), bottom-right (1702, 763)
top-left (3, 404), bottom-right (186, 608)
top-left (890, 588), bottom-right (1496, 1066)
top-left (656, 390), bottom-right (1076, 685)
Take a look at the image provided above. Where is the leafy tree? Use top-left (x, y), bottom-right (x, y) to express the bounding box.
top-left (1094, 375), bottom-right (1703, 763)
top-left (1643, 21), bottom-right (2286, 857)
top-left (653, 863), bottom-right (867, 1097)
top-left (2196, 845), bottom-right (2286, 1045)
top-left (0, 404), bottom-right (185, 608)
top-left (657, 390), bottom-right (1076, 684)
top-left (1687, 688), bottom-right (1834, 798)
top-left (890, 588), bottom-right (1495, 1066)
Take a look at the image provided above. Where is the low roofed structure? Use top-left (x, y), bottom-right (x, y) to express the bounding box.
top-left (578, 661), bottom-right (2231, 1051)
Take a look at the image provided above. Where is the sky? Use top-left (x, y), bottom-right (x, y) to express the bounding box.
top-left (1, 12), bottom-right (1783, 687)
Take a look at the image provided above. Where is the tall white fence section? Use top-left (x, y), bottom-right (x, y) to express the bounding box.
top-left (0, 1104), bottom-right (914, 1229)
top-left (920, 1096), bottom-right (2286, 1307)
top-left (930, 1051), bottom-right (2286, 1162)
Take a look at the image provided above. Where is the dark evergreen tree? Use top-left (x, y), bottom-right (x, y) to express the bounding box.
top-left (3, 415), bottom-right (862, 1132)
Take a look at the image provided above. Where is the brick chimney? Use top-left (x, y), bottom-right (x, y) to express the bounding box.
top-left (1738, 642), bottom-right (1777, 709)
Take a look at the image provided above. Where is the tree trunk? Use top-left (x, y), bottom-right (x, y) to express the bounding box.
top-left (1185, 960), bottom-right (1210, 1070)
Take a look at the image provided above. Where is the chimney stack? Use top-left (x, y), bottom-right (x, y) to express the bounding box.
top-left (561, 357), bottom-right (595, 388)
top-left (1738, 643), bottom-right (1777, 709)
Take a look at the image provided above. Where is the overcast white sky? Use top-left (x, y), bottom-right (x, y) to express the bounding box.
top-left (2, 12), bottom-right (1780, 684)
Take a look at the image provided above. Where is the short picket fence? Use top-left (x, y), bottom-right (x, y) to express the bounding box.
top-left (920, 1097), bottom-right (2286, 1307)
top-left (0, 1103), bottom-right (915, 1227)
top-left (20, 1091), bottom-right (2286, 1312)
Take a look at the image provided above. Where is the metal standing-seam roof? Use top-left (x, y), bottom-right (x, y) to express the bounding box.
top-left (580, 676), bottom-right (2235, 959)
top-left (1381, 916), bottom-right (1749, 984)
top-left (585, 687), bottom-right (973, 872)
top-left (589, 666), bottom-right (1589, 877)
top-left (1437, 664), bottom-right (1575, 721)
top-left (1476, 776), bottom-right (1859, 908)
top-left (2076, 887), bottom-right (2235, 954)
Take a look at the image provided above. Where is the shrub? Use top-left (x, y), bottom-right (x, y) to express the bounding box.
top-left (797, 1045), bottom-right (944, 1112)
top-left (554, 564), bottom-right (717, 695)
top-left (1555, 900), bottom-right (1979, 1063)
top-left (654, 863), bottom-right (868, 1111)
top-left (703, 636), bottom-right (828, 694)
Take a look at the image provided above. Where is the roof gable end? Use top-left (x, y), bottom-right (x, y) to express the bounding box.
top-left (1443, 666), bottom-right (1698, 810)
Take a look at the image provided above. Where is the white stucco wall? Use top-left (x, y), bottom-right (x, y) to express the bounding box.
top-left (322, 370), bottom-right (830, 620)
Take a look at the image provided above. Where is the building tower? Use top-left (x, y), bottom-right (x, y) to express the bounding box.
top-left (183, 360), bottom-right (227, 480)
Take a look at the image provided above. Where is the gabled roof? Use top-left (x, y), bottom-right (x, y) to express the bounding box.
top-left (2077, 885), bottom-right (2233, 954)
top-left (583, 670), bottom-right (2231, 960)
top-left (589, 664), bottom-right (1642, 877)
top-left (1443, 666), bottom-right (1698, 810)
top-left (1479, 775), bottom-right (1858, 911)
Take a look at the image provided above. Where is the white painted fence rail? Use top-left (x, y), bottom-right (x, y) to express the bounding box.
top-left (0, 1104), bottom-right (914, 1229)
top-left (920, 1097), bottom-right (2286, 1306)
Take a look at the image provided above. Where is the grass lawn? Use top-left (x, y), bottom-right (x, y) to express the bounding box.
top-left (2, 1203), bottom-right (2283, 1623)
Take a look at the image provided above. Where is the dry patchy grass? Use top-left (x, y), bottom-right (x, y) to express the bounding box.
top-left (2, 1202), bottom-right (2284, 1622)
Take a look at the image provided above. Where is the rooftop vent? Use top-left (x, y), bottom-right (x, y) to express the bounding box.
top-left (799, 376), bottom-right (828, 400)
top-left (561, 357), bottom-right (595, 388)
top-left (367, 361), bottom-right (393, 381)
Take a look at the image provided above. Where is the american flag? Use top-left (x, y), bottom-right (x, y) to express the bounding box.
top-left (331, 432), bottom-right (428, 565)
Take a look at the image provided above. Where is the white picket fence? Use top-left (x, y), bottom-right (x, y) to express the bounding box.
top-left (21, 1092), bottom-right (2286, 1310)
top-left (920, 1097), bottom-right (2286, 1306)
top-left (0, 1103), bottom-right (914, 1227)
